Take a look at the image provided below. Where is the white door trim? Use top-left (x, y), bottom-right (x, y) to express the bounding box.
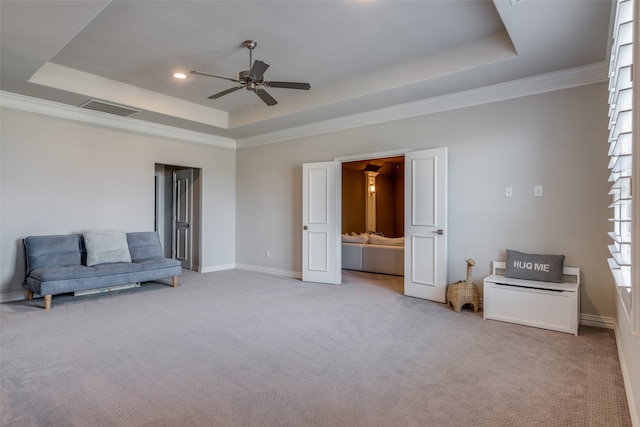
top-left (334, 149), bottom-right (411, 163)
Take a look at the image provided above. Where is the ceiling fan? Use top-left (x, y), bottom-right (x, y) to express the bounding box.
top-left (190, 40), bottom-right (311, 106)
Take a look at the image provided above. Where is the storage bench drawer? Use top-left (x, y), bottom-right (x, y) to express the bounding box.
top-left (483, 282), bottom-right (578, 335)
top-left (483, 262), bottom-right (580, 336)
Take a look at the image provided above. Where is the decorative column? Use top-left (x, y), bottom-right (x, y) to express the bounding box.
top-left (365, 171), bottom-right (379, 232)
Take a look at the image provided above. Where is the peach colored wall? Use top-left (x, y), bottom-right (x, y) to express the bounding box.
top-left (342, 166), bottom-right (404, 237)
top-left (342, 168), bottom-right (365, 233)
top-left (393, 163), bottom-right (405, 236)
top-left (375, 174), bottom-right (396, 237)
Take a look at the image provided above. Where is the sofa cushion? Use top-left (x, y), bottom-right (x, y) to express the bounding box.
top-left (83, 230), bottom-right (132, 266)
top-left (135, 258), bottom-right (182, 271)
top-left (92, 262), bottom-right (141, 276)
top-left (29, 265), bottom-right (97, 281)
top-left (127, 231), bottom-right (164, 261)
top-left (23, 235), bottom-right (83, 274)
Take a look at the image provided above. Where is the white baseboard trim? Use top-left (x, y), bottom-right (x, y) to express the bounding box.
top-left (199, 263), bottom-right (236, 273)
top-left (614, 319), bottom-right (640, 427)
top-left (580, 313), bottom-right (616, 329)
top-left (236, 263), bottom-right (302, 279)
top-left (0, 291), bottom-right (27, 303)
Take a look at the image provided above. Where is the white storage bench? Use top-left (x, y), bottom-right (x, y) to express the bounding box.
top-left (483, 261), bottom-right (580, 335)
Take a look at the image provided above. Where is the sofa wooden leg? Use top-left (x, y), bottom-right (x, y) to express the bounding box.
top-left (43, 295), bottom-right (52, 310)
top-left (27, 290), bottom-right (33, 300)
top-left (172, 276), bottom-right (178, 288)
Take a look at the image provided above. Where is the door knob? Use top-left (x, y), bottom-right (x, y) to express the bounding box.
top-left (432, 229), bottom-right (443, 235)
top-left (303, 226), bottom-right (308, 230)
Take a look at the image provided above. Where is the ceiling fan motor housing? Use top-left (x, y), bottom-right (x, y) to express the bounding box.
top-left (238, 70), bottom-right (250, 82)
top-left (239, 70), bottom-right (263, 91)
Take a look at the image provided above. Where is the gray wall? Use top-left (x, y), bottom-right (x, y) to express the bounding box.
top-left (236, 83), bottom-right (615, 318)
top-left (0, 83), bottom-right (615, 319)
top-left (0, 107), bottom-right (236, 296)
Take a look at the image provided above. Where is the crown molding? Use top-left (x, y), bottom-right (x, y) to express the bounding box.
top-left (1, 61), bottom-right (607, 151)
top-left (30, 62), bottom-right (229, 129)
top-left (0, 91), bottom-right (236, 150)
top-left (235, 61), bottom-right (608, 148)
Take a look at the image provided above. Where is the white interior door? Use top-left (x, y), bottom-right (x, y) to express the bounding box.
top-left (173, 168), bottom-right (193, 270)
top-left (404, 147), bottom-right (448, 302)
top-left (302, 161), bottom-right (341, 284)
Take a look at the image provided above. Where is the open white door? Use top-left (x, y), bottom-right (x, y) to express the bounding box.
top-left (302, 161), bottom-right (341, 284)
top-left (404, 148), bottom-right (448, 302)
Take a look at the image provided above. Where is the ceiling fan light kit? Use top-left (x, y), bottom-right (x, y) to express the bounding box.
top-left (190, 40), bottom-right (310, 106)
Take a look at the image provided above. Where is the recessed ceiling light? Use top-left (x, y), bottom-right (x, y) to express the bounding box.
top-left (173, 73), bottom-right (187, 79)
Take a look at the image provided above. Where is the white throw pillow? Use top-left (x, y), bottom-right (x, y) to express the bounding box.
top-left (83, 230), bottom-right (132, 266)
top-left (342, 233), bottom-right (370, 244)
top-left (369, 234), bottom-right (404, 246)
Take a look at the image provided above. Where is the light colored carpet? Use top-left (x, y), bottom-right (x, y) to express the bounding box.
top-left (0, 269), bottom-right (631, 426)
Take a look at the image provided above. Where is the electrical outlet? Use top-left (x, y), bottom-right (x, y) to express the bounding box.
top-left (505, 187), bottom-right (513, 197)
top-left (534, 185), bottom-right (543, 197)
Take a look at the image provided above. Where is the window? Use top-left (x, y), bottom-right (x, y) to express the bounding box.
top-left (608, 0), bottom-right (638, 335)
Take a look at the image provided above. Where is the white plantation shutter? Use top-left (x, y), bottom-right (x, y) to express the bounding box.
top-left (608, 0), bottom-right (638, 335)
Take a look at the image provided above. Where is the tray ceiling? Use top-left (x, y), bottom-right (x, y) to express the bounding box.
top-left (0, 1), bottom-right (613, 145)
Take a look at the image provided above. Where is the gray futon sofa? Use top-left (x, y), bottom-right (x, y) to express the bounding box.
top-left (22, 231), bottom-right (182, 309)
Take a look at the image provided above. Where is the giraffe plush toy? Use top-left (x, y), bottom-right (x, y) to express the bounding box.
top-left (447, 258), bottom-right (479, 313)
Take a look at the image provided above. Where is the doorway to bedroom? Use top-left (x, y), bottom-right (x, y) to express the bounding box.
top-left (341, 155), bottom-right (405, 293)
top-left (154, 164), bottom-right (202, 272)
top-left (304, 148), bottom-right (447, 301)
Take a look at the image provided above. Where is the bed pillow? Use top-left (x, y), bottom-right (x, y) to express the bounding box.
top-left (83, 230), bottom-right (132, 266)
top-left (369, 234), bottom-right (404, 246)
top-left (504, 249), bottom-right (565, 282)
top-left (342, 233), bottom-right (369, 244)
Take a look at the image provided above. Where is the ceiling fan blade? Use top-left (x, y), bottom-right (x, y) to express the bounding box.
top-left (249, 60), bottom-right (269, 81)
top-left (255, 88), bottom-right (277, 106)
top-left (208, 86), bottom-right (243, 99)
top-left (190, 70), bottom-right (240, 83)
top-left (266, 81), bottom-right (311, 90)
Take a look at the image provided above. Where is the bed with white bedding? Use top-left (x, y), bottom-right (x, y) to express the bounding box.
top-left (341, 233), bottom-right (404, 276)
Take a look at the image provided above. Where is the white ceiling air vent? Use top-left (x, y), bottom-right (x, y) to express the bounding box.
top-left (79, 99), bottom-right (141, 117)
